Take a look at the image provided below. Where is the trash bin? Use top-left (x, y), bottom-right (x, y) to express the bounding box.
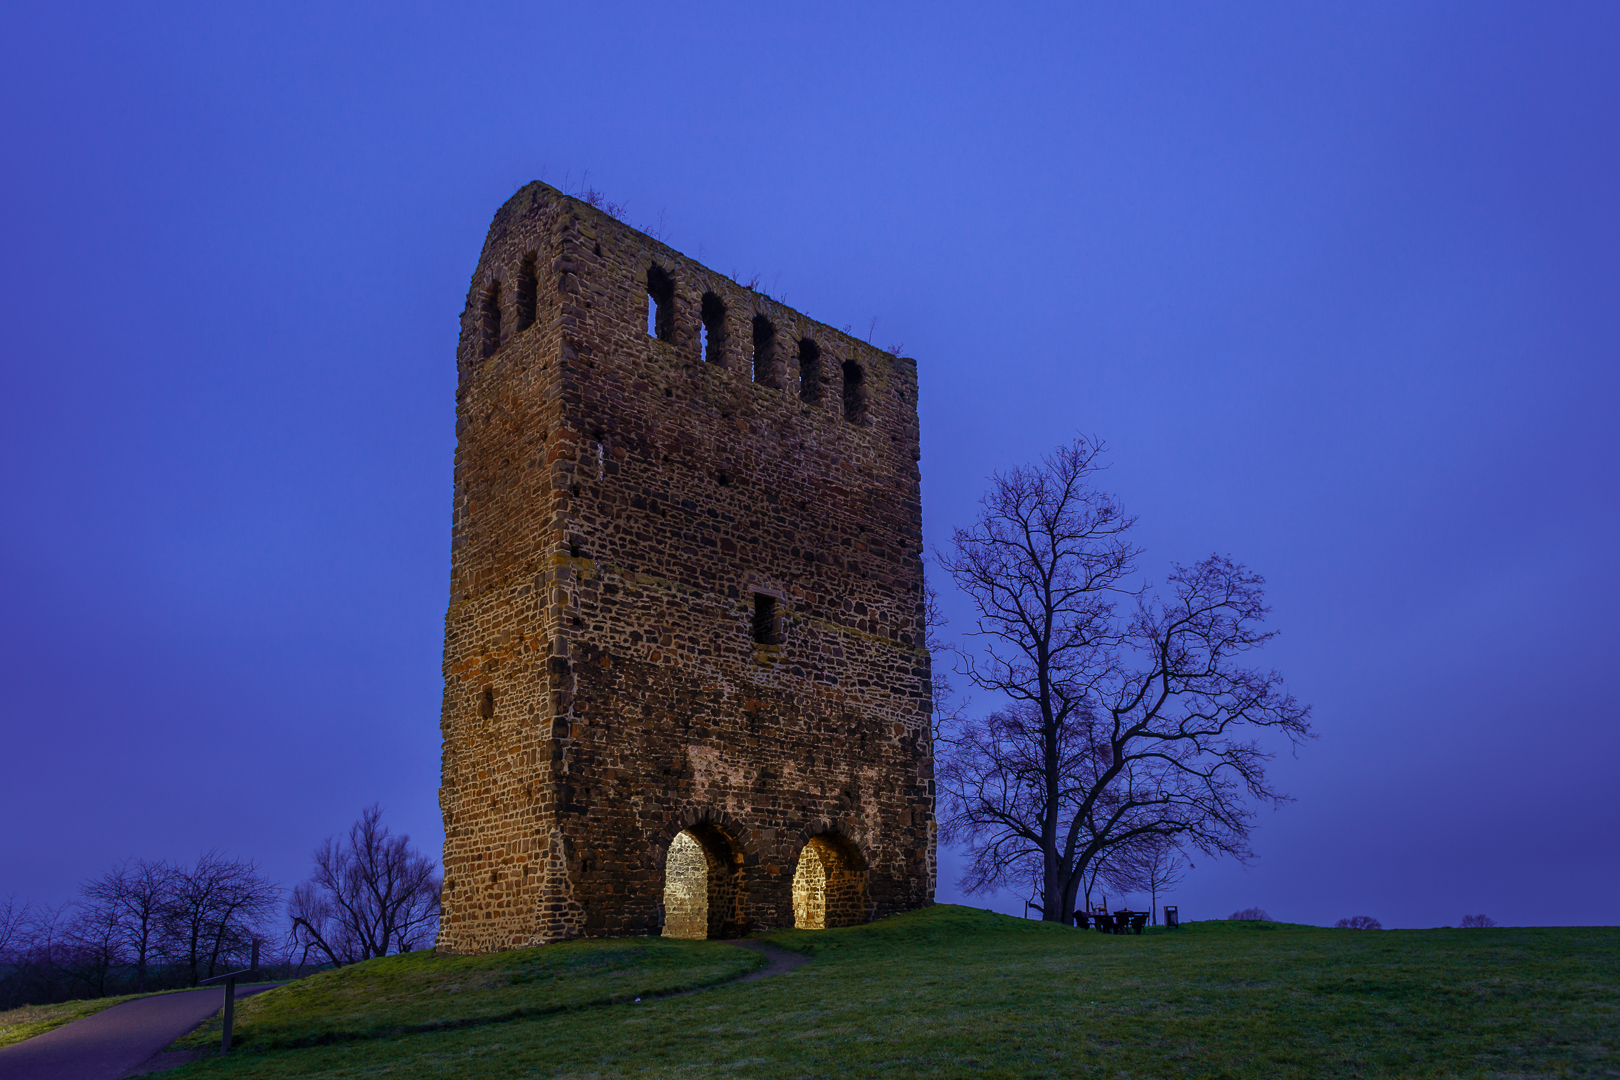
top-left (1164, 905), bottom-right (1179, 928)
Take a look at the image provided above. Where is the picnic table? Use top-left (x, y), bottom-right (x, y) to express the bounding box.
top-left (1116, 910), bottom-right (1149, 934)
top-left (1072, 909), bottom-right (1150, 934)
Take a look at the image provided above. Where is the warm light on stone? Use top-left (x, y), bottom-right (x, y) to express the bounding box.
top-left (662, 831), bottom-right (708, 939)
top-left (792, 835), bottom-right (867, 930)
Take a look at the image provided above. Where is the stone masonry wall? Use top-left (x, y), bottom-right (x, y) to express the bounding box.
top-left (436, 182), bottom-right (935, 952)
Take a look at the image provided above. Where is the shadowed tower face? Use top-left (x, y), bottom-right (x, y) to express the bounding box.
top-left (435, 182), bottom-right (936, 952)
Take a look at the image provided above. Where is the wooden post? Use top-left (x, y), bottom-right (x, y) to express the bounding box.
top-left (221, 975), bottom-right (236, 1054)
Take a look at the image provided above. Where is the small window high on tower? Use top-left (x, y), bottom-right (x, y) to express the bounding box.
top-left (798, 339), bottom-right (822, 404)
top-left (701, 292), bottom-right (727, 363)
top-left (647, 264), bottom-right (675, 342)
top-left (752, 594), bottom-right (780, 646)
top-left (479, 282), bottom-right (502, 359)
top-left (515, 254), bottom-right (538, 332)
top-left (842, 359), bottom-right (866, 423)
top-left (752, 315), bottom-right (776, 385)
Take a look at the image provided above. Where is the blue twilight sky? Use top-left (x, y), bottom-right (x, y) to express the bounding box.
top-left (2, 2), bottom-right (1616, 929)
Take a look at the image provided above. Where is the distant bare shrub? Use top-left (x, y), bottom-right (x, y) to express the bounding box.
top-left (1335, 915), bottom-right (1382, 929)
top-left (0, 895), bottom-right (27, 957)
top-left (1228, 907), bottom-right (1272, 921)
top-left (1460, 914), bottom-right (1497, 928)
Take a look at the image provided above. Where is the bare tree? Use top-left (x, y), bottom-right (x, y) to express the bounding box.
top-left (1335, 915), bottom-right (1382, 929)
top-left (924, 581), bottom-right (959, 745)
top-left (1229, 907), bottom-right (1272, 921)
top-left (0, 896), bottom-right (34, 1007)
top-left (64, 894), bottom-right (126, 998)
top-left (1460, 914), bottom-right (1497, 928)
top-left (288, 805), bottom-right (440, 967)
top-left (1, 895), bottom-right (128, 1007)
top-left (1107, 835), bottom-right (1188, 924)
top-left (2, 857), bottom-right (286, 1008)
top-left (7, 904), bottom-right (73, 1006)
top-left (163, 851), bottom-right (279, 985)
top-left (82, 859), bottom-right (174, 992)
top-left (1068, 838), bottom-right (1137, 914)
top-left (0, 895), bottom-right (28, 958)
top-left (935, 437), bottom-right (1312, 924)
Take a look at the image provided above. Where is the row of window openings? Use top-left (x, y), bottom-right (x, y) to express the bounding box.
top-left (477, 256), bottom-right (538, 360)
top-left (474, 258), bottom-right (866, 423)
top-left (650, 269), bottom-right (866, 423)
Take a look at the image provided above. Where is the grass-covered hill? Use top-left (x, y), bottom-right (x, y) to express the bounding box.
top-left (164, 905), bottom-right (1616, 1078)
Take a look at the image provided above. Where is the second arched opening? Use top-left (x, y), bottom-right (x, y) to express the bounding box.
top-left (791, 834), bottom-right (868, 930)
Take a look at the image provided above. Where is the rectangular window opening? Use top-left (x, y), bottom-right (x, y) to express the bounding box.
top-left (798, 339), bottom-right (822, 404)
top-left (842, 359), bottom-right (866, 423)
top-left (515, 255), bottom-right (538, 332)
top-left (752, 594), bottom-right (779, 646)
top-left (479, 282), bottom-right (502, 359)
top-left (701, 292), bottom-right (727, 363)
top-left (647, 264), bottom-right (675, 342)
top-left (752, 315), bottom-right (776, 385)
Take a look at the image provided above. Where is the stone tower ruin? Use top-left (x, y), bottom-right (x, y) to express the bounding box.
top-left (435, 182), bottom-right (934, 952)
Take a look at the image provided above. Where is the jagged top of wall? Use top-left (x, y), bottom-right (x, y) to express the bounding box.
top-left (472, 180), bottom-right (917, 377)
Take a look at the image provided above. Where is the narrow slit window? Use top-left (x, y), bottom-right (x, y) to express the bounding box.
top-left (515, 255), bottom-right (538, 332)
top-left (752, 594), bottom-right (779, 645)
top-left (752, 315), bottom-right (776, 385)
top-left (842, 359), bottom-right (866, 423)
top-left (798, 339), bottom-right (822, 404)
top-left (701, 292), bottom-right (727, 363)
top-left (647, 264), bottom-right (675, 342)
top-left (479, 282), bottom-right (503, 359)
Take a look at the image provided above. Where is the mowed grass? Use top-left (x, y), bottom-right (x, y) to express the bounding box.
top-left (164, 905), bottom-right (1618, 1079)
top-left (171, 936), bottom-right (763, 1051)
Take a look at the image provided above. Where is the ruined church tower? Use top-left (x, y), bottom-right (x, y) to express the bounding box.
top-left (435, 183), bottom-right (934, 952)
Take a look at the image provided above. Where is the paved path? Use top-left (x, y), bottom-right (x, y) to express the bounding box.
top-left (0, 984), bottom-right (280, 1080)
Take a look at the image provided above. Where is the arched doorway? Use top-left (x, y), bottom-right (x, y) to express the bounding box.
top-left (660, 824), bottom-right (744, 939)
top-left (791, 834), bottom-right (868, 930)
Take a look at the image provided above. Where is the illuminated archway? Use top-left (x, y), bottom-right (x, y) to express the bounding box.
top-left (660, 823), bottom-right (745, 939)
top-left (791, 834), bottom-right (867, 930)
top-left (662, 831), bottom-right (709, 939)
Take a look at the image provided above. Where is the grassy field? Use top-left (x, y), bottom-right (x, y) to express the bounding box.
top-left (159, 905), bottom-right (1616, 1079)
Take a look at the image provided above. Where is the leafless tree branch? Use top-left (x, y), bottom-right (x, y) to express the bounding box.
top-left (287, 804), bottom-right (441, 966)
top-left (935, 436), bottom-right (1313, 923)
